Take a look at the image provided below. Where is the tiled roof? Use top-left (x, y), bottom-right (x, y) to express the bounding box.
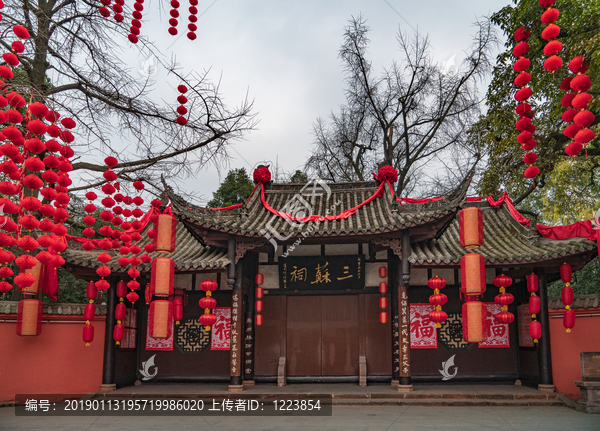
top-left (549, 294), bottom-right (600, 310)
top-left (409, 201), bottom-right (597, 266)
top-left (0, 301), bottom-right (107, 316)
top-left (63, 221), bottom-right (229, 273)
top-left (169, 180), bottom-right (468, 237)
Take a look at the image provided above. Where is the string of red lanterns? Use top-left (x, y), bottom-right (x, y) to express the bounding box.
top-left (255, 272), bottom-right (264, 326)
top-left (540, 1), bottom-right (562, 75)
top-left (526, 273), bottom-right (541, 343)
top-left (427, 275), bottom-right (447, 328)
top-left (199, 279), bottom-right (217, 331)
top-left (560, 262), bottom-right (575, 332)
top-left (493, 274), bottom-right (515, 324)
top-left (169, 1), bottom-right (180, 35)
top-left (176, 85), bottom-right (188, 126)
top-left (187, 0), bottom-right (199, 40)
top-left (512, 26), bottom-right (539, 179)
top-left (378, 265), bottom-right (388, 324)
top-left (128, 0), bottom-right (145, 43)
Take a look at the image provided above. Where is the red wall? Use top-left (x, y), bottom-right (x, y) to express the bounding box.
top-left (549, 307), bottom-right (600, 400)
top-left (0, 315), bottom-right (106, 404)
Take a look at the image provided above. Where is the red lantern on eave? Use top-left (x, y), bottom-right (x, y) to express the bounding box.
top-left (255, 287), bottom-right (264, 299)
top-left (529, 295), bottom-right (540, 316)
top-left (154, 214), bottom-right (177, 253)
top-left (150, 257), bottom-right (175, 297)
top-left (429, 309), bottom-right (447, 328)
top-left (493, 274), bottom-right (512, 289)
top-left (116, 280), bottom-right (127, 299)
top-left (200, 279), bottom-right (218, 295)
top-left (379, 282), bottom-right (388, 294)
top-left (199, 297), bottom-right (217, 310)
top-left (255, 300), bottom-right (264, 313)
top-left (379, 297), bottom-right (388, 309)
top-left (460, 253), bottom-right (486, 296)
top-left (526, 273), bottom-right (538, 293)
top-left (199, 312), bottom-right (217, 331)
top-left (462, 300), bottom-right (485, 343)
top-left (563, 308), bottom-right (575, 332)
top-left (561, 285), bottom-right (574, 306)
top-left (83, 323), bottom-right (94, 346)
top-left (530, 320), bottom-right (541, 343)
top-left (379, 266), bottom-right (387, 278)
top-left (427, 276), bottom-right (446, 291)
top-left (255, 273), bottom-right (264, 285)
top-left (560, 263), bottom-right (572, 284)
top-left (459, 207), bottom-right (484, 249)
top-left (16, 298), bottom-right (43, 336)
top-left (173, 299), bottom-right (183, 325)
top-left (379, 311), bottom-right (388, 324)
top-left (255, 314), bottom-right (263, 326)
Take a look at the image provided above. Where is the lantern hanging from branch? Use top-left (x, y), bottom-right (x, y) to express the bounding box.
top-left (16, 298), bottom-right (43, 336)
top-left (459, 207), bottom-right (484, 249)
top-left (460, 253), bottom-right (486, 296)
top-left (255, 272), bottom-right (264, 326)
top-left (427, 276), bottom-right (448, 328)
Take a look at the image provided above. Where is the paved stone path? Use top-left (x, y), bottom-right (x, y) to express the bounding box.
top-left (1, 405), bottom-right (599, 430)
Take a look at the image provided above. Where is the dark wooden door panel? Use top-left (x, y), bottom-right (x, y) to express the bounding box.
top-left (255, 296), bottom-right (283, 376)
top-left (286, 296), bottom-right (322, 376)
top-left (365, 293), bottom-right (392, 375)
top-left (321, 295), bottom-right (359, 376)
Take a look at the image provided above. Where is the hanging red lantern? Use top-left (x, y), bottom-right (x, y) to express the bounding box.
top-left (529, 295), bottom-right (541, 316)
top-left (116, 280), bottom-right (127, 299)
top-left (427, 275), bottom-right (446, 290)
top-left (255, 314), bottom-right (263, 326)
top-left (149, 300), bottom-right (173, 339)
top-left (563, 309), bottom-right (576, 332)
top-left (113, 323), bottom-right (125, 345)
top-left (526, 273), bottom-right (538, 293)
top-left (495, 311), bottom-right (515, 324)
top-left (561, 285), bottom-right (574, 307)
top-left (255, 300), bottom-right (264, 313)
top-left (255, 287), bottom-right (264, 299)
top-left (379, 297), bottom-right (388, 309)
top-left (429, 293), bottom-right (447, 307)
top-left (530, 320), bottom-right (542, 343)
top-left (83, 324), bottom-right (94, 347)
top-left (16, 298), bottom-right (43, 336)
top-left (173, 299), bottom-right (183, 325)
top-left (145, 283), bottom-right (152, 304)
top-left (560, 262), bottom-right (572, 283)
top-left (462, 299), bottom-right (485, 343)
top-left (154, 214), bottom-right (177, 253)
top-left (199, 296), bottom-right (217, 310)
top-left (200, 279), bottom-right (218, 294)
top-left (493, 274), bottom-right (512, 289)
top-left (379, 311), bottom-right (388, 324)
top-left (255, 273), bottom-right (264, 285)
top-left (429, 310), bottom-right (447, 328)
top-left (22, 260), bottom-right (43, 296)
top-left (428, 276), bottom-right (448, 328)
top-left (379, 266), bottom-right (387, 278)
top-left (199, 311), bottom-right (217, 331)
top-left (84, 303), bottom-right (96, 322)
top-left (378, 282), bottom-right (388, 294)
top-left (150, 257), bottom-right (174, 297)
top-left (459, 207), bottom-right (484, 249)
top-left (460, 253), bottom-right (486, 296)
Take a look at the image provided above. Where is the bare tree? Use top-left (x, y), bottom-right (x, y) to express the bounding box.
top-left (306, 15), bottom-right (496, 196)
top-left (1, 0), bottom-right (257, 194)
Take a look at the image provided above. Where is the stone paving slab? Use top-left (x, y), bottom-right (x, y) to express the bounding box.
top-left (1, 405), bottom-right (598, 431)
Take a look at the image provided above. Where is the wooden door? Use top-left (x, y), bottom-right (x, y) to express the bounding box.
top-left (321, 295), bottom-right (359, 375)
top-left (286, 296), bottom-right (322, 376)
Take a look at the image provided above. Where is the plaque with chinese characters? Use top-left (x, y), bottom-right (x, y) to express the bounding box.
top-left (279, 255), bottom-right (365, 290)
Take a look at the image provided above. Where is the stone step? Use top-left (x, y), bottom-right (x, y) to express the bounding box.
top-left (331, 398), bottom-right (564, 407)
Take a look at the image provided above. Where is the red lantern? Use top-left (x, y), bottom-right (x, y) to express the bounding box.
top-left (199, 312), bottom-right (217, 331)
top-left (255, 273), bottom-right (264, 285)
top-left (429, 310), bottom-right (448, 328)
top-left (530, 320), bottom-right (541, 343)
top-left (199, 297), bottom-right (217, 310)
top-left (150, 257), bottom-right (174, 297)
top-left (254, 300), bottom-right (263, 313)
top-left (16, 298), bottom-right (43, 336)
top-left (560, 263), bottom-right (572, 283)
top-left (379, 297), bottom-right (388, 309)
top-left (200, 279), bottom-right (218, 293)
top-left (145, 283), bottom-right (152, 304)
top-left (459, 207), bottom-right (484, 249)
top-left (255, 314), bottom-right (263, 326)
top-left (460, 253), bottom-right (486, 296)
top-left (379, 266), bottom-right (387, 278)
top-left (462, 300), bottom-right (485, 342)
top-left (429, 293), bottom-right (448, 306)
top-left (379, 311), bottom-right (388, 324)
top-left (154, 214), bottom-right (176, 253)
top-left (116, 280), bottom-right (127, 299)
top-left (255, 287), bottom-right (264, 299)
top-left (115, 303), bottom-right (126, 321)
top-left (83, 324), bottom-right (94, 346)
top-left (84, 303), bottom-right (96, 322)
top-left (495, 311), bottom-right (515, 324)
top-left (87, 281), bottom-right (98, 301)
top-left (114, 323), bottom-right (125, 345)
top-left (149, 300), bottom-right (173, 339)
top-left (526, 273), bottom-right (538, 293)
top-left (529, 295), bottom-right (541, 316)
top-left (427, 276), bottom-right (446, 290)
top-left (494, 293), bottom-right (514, 307)
top-left (563, 309), bottom-right (575, 332)
top-left (561, 285), bottom-right (574, 306)
top-left (493, 274), bottom-right (512, 289)
top-left (173, 299), bottom-right (183, 325)
top-left (378, 282), bottom-right (388, 294)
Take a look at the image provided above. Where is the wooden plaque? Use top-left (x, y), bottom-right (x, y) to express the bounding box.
top-left (581, 352), bottom-right (600, 381)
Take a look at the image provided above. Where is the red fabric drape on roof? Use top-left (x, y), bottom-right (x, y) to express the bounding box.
top-left (487, 192), bottom-right (531, 227)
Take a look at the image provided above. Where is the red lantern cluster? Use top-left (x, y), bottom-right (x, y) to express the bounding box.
top-left (427, 276), bottom-right (447, 328)
top-left (113, 0), bottom-right (124, 22)
top-left (378, 265), bottom-right (388, 323)
top-left (199, 279), bottom-right (218, 331)
top-left (540, 1), bottom-right (562, 74)
top-left (169, 0), bottom-right (180, 35)
top-left (527, 273), bottom-right (541, 343)
top-left (560, 262), bottom-right (575, 332)
top-left (128, 0), bottom-right (145, 43)
top-left (98, 0), bottom-right (111, 19)
top-left (255, 272), bottom-right (264, 326)
top-left (493, 274), bottom-right (514, 324)
top-left (512, 26), bottom-right (539, 179)
top-left (0, 27), bottom-right (75, 335)
top-left (188, 0), bottom-right (199, 40)
top-left (175, 85), bottom-right (188, 126)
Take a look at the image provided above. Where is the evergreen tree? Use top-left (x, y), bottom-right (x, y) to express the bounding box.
top-left (208, 168), bottom-right (255, 208)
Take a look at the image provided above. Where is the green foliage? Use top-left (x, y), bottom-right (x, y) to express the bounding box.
top-left (477, 0), bottom-right (600, 223)
top-left (548, 259), bottom-right (600, 296)
top-left (289, 170), bottom-right (308, 183)
top-left (208, 168), bottom-right (255, 208)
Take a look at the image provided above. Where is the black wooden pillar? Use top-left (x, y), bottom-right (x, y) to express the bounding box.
top-left (243, 255), bottom-right (257, 384)
top-left (101, 276), bottom-right (118, 391)
top-left (398, 229), bottom-right (412, 390)
top-left (388, 249), bottom-right (400, 384)
top-left (536, 268), bottom-right (554, 389)
top-left (228, 236), bottom-right (244, 391)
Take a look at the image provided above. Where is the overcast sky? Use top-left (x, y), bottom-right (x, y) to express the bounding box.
top-left (101, 0), bottom-right (511, 204)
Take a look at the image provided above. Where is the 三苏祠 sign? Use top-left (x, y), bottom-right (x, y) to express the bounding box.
top-left (279, 255), bottom-right (365, 290)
